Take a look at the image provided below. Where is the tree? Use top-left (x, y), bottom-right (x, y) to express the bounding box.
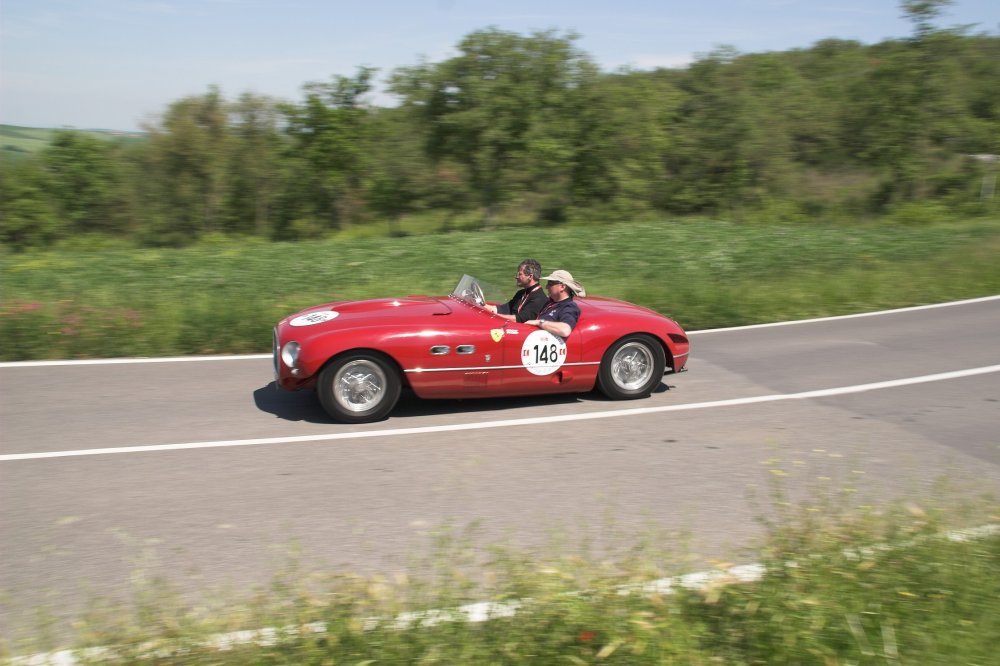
top-left (144, 86), bottom-right (230, 243)
top-left (225, 93), bottom-right (284, 237)
top-left (901, 0), bottom-right (955, 40)
top-left (390, 29), bottom-right (597, 226)
top-left (567, 69), bottom-right (679, 215)
top-left (282, 67), bottom-right (376, 234)
top-left (42, 131), bottom-right (127, 235)
top-left (363, 108), bottom-right (435, 236)
top-left (0, 158), bottom-right (62, 249)
top-left (664, 48), bottom-right (760, 213)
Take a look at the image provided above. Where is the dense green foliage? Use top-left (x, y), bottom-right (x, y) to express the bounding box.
top-left (1, 8), bottom-right (997, 250)
top-left (2, 216), bottom-right (998, 361)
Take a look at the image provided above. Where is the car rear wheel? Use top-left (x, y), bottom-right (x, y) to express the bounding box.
top-left (597, 334), bottom-right (665, 400)
top-left (317, 352), bottom-right (401, 423)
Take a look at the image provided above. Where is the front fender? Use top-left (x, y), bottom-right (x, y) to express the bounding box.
top-left (276, 323), bottom-right (455, 389)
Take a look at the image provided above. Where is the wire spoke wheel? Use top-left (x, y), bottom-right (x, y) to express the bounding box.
top-left (334, 360), bottom-right (388, 412)
top-left (610, 341), bottom-right (655, 391)
top-left (318, 353), bottom-right (401, 423)
top-left (598, 334), bottom-right (666, 400)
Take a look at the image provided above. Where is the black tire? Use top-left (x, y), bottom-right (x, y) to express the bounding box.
top-left (597, 334), bottom-right (666, 400)
top-left (316, 352), bottom-right (401, 423)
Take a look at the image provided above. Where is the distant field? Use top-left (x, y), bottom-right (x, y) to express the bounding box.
top-left (0, 124), bottom-right (144, 157)
top-left (2, 216), bottom-right (999, 360)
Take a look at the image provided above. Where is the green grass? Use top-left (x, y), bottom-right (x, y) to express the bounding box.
top-left (2, 216), bottom-right (999, 361)
top-left (3, 494), bottom-right (997, 664)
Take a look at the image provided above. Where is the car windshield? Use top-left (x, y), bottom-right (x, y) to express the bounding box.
top-left (450, 274), bottom-right (505, 307)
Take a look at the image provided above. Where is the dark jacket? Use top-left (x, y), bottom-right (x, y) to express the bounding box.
top-left (497, 284), bottom-right (547, 322)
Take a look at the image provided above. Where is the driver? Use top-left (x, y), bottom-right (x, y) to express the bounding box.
top-left (484, 259), bottom-right (547, 323)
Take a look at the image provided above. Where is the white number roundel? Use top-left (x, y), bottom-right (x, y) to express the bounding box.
top-left (520, 329), bottom-right (567, 376)
top-left (290, 310), bottom-right (339, 326)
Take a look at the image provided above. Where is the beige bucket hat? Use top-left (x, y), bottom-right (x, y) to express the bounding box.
top-left (540, 269), bottom-right (586, 297)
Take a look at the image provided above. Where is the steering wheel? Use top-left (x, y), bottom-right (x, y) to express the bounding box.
top-left (471, 281), bottom-right (486, 307)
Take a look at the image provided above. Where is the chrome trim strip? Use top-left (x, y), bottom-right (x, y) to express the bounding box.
top-left (405, 362), bottom-right (600, 373)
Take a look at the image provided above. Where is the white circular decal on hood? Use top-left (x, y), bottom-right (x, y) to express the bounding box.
top-left (521, 329), bottom-right (567, 376)
top-left (290, 310), bottom-right (339, 326)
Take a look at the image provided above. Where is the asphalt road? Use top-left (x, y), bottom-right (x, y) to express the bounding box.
top-left (2, 297), bottom-right (999, 641)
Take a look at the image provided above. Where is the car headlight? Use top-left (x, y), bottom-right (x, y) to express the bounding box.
top-left (281, 341), bottom-right (301, 368)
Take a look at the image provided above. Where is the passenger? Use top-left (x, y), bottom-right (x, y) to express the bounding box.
top-left (484, 258), bottom-right (547, 323)
top-left (527, 269), bottom-right (586, 338)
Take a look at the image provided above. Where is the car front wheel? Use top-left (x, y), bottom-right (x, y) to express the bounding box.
top-left (317, 352), bottom-right (401, 423)
top-left (597, 334), bottom-right (666, 400)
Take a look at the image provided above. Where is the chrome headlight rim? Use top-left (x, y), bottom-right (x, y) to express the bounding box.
top-left (281, 341), bottom-right (301, 368)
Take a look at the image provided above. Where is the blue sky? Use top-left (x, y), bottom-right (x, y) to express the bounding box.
top-left (2, 0), bottom-right (997, 131)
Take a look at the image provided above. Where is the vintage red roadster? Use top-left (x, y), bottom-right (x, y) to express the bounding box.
top-left (273, 275), bottom-right (689, 422)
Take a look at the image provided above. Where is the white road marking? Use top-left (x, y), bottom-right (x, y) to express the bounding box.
top-left (0, 354), bottom-right (272, 369)
top-left (687, 294), bottom-right (1000, 334)
top-left (1, 295), bottom-right (996, 368)
top-left (3, 364), bottom-right (998, 462)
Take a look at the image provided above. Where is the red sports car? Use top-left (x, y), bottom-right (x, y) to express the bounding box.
top-left (274, 275), bottom-right (689, 423)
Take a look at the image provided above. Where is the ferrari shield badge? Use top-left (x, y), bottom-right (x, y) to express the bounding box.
top-left (490, 328), bottom-right (505, 342)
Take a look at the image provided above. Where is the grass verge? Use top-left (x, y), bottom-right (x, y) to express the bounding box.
top-left (3, 494), bottom-right (998, 665)
top-left (2, 216), bottom-right (999, 361)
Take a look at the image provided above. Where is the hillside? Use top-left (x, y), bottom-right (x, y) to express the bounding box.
top-left (0, 124), bottom-right (145, 157)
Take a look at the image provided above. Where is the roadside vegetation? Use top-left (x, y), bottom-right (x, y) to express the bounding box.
top-left (2, 215), bottom-right (999, 361)
top-left (1, 2), bottom-right (997, 360)
top-left (1, 1), bottom-right (997, 360)
top-left (4, 492), bottom-right (997, 664)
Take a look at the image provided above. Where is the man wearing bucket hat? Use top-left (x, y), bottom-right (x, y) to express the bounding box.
top-left (526, 269), bottom-right (586, 338)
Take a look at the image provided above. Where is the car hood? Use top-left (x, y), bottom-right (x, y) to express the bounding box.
top-left (280, 296), bottom-right (452, 331)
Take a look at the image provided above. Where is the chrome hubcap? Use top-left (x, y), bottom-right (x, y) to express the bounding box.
top-left (334, 360), bottom-right (387, 412)
top-left (611, 342), bottom-right (654, 391)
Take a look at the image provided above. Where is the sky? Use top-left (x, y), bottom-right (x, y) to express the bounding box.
top-left (1, 0), bottom-right (998, 132)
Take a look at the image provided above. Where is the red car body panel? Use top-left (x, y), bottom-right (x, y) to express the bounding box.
top-left (273, 292), bottom-right (689, 400)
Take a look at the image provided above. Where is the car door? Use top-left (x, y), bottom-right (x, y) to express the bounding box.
top-left (401, 302), bottom-right (504, 399)
top-left (497, 321), bottom-right (585, 395)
